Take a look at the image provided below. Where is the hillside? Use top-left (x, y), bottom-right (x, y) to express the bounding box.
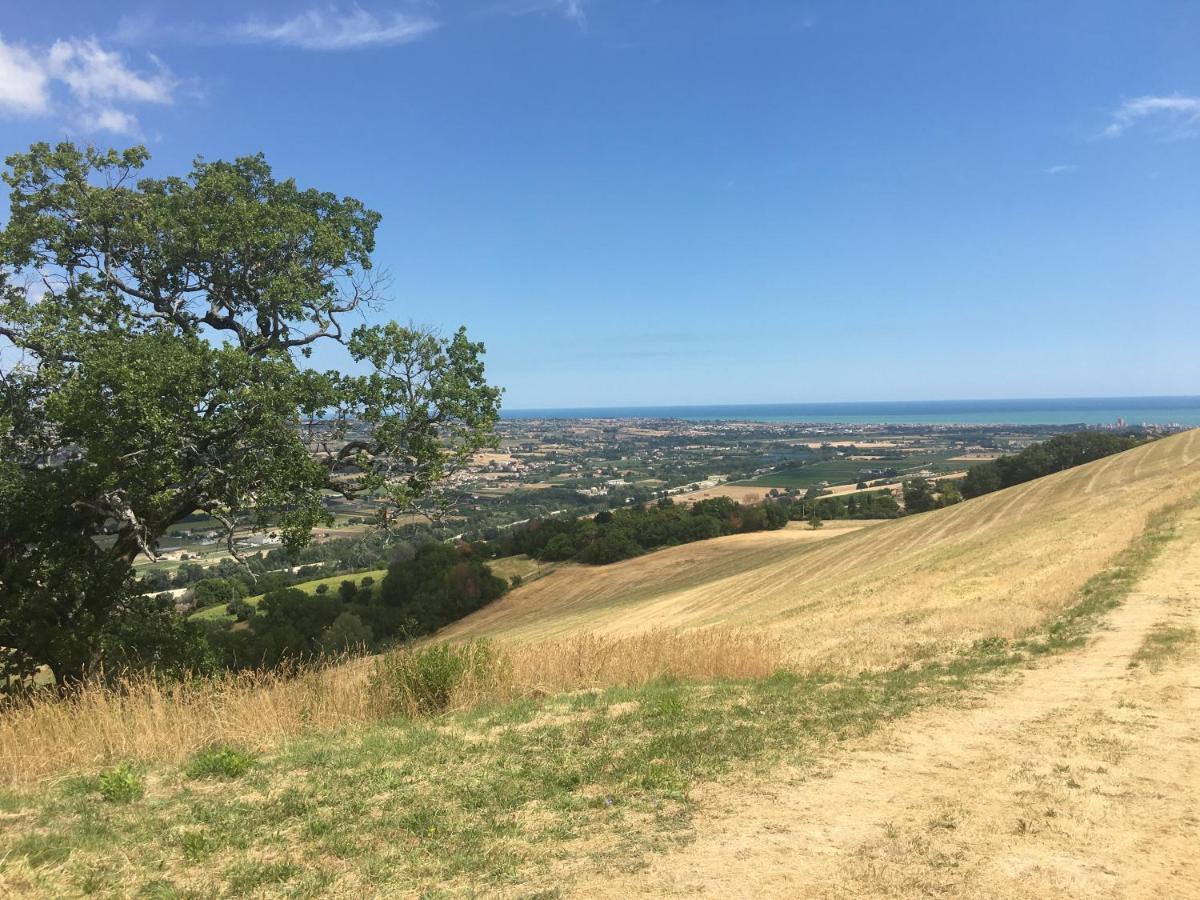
top-left (4, 431), bottom-right (1199, 899)
top-left (445, 429), bottom-right (1200, 672)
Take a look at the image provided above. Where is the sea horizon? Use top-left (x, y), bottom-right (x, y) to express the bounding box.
top-left (500, 395), bottom-right (1200, 426)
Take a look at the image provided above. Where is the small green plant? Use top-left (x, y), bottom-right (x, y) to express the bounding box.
top-left (97, 764), bottom-right (144, 803)
top-left (371, 641), bottom-right (504, 716)
top-left (185, 745), bottom-right (255, 780)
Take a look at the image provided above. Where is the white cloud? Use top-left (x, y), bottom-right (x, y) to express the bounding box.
top-left (0, 35), bottom-right (174, 134)
top-left (80, 107), bottom-right (140, 134)
top-left (1101, 95), bottom-right (1200, 139)
top-left (1046, 164), bottom-right (1077, 175)
top-left (503, 0), bottom-right (589, 29)
top-left (235, 5), bottom-right (438, 50)
top-left (0, 36), bottom-right (50, 114)
top-left (47, 39), bottom-right (174, 106)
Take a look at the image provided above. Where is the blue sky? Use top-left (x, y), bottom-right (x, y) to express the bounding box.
top-left (1, 1), bottom-right (1197, 409)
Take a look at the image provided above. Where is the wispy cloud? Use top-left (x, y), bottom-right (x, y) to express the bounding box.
top-left (1046, 164), bottom-right (1077, 175)
top-left (1101, 95), bottom-right (1200, 139)
top-left (559, 0), bottom-right (587, 26)
top-left (234, 5), bottom-right (439, 50)
top-left (503, 0), bottom-right (589, 29)
top-left (0, 34), bottom-right (175, 134)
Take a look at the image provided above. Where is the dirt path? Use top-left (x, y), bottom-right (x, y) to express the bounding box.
top-left (582, 506), bottom-right (1200, 899)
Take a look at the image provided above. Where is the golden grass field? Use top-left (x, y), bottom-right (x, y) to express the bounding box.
top-left (444, 430), bottom-right (1200, 673)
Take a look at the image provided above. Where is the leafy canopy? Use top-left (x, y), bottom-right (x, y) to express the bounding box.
top-left (0, 142), bottom-right (501, 685)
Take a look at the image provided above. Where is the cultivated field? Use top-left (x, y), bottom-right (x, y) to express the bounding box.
top-left (446, 430), bottom-right (1200, 673)
top-left (672, 483), bottom-right (777, 504)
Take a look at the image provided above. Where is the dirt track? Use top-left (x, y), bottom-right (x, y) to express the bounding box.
top-left (582, 502), bottom-right (1200, 898)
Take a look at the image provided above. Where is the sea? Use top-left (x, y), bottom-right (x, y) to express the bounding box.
top-left (500, 396), bottom-right (1200, 427)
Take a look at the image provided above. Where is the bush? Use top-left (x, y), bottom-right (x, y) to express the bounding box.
top-left (370, 641), bottom-right (505, 716)
top-left (320, 612), bottom-right (374, 652)
top-left (192, 577), bottom-right (247, 609)
top-left (315, 583), bottom-right (329, 594)
top-left (226, 598), bottom-right (256, 622)
top-left (185, 745), bottom-right (255, 780)
top-left (98, 764), bottom-right (144, 803)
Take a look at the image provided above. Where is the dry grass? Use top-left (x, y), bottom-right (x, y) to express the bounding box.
top-left (505, 628), bottom-right (786, 693)
top-left (0, 659), bottom-right (377, 786)
top-left (445, 430), bottom-right (1200, 674)
top-left (0, 629), bottom-right (784, 788)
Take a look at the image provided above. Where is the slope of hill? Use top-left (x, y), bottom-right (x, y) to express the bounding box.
top-left (4, 432), bottom-right (1198, 898)
top-left (444, 429), bottom-right (1200, 673)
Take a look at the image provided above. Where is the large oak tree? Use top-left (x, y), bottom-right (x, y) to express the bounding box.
top-left (0, 143), bottom-right (501, 685)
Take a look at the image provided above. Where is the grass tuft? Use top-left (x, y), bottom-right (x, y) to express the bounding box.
top-left (1129, 624), bottom-right (1197, 671)
top-left (371, 641), bottom-right (506, 716)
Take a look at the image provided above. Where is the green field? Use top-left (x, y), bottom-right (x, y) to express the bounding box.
top-left (745, 453), bottom-right (966, 489)
top-left (189, 568), bottom-right (388, 623)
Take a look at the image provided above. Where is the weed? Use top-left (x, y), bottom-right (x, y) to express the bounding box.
top-left (184, 745), bottom-right (255, 780)
top-left (98, 764), bottom-right (144, 803)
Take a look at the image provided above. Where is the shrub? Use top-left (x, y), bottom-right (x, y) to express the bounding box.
top-left (226, 598), bottom-right (256, 622)
top-left (185, 746), bottom-right (255, 780)
top-left (98, 764), bottom-right (144, 803)
top-left (370, 641), bottom-right (505, 716)
top-left (320, 612), bottom-right (374, 652)
top-left (315, 583), bottom-right (330, 595)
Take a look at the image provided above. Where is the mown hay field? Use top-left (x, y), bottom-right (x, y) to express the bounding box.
top-left (444, 430), bottom-right (1200, 673)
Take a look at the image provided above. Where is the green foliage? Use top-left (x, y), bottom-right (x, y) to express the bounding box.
top-left (378, 544), bottom-right (507, 637)
top-left (0, 142), bottom-right (500, 686)
top-left (961, 432), bottom-right (1145, 499)
top-left (98, 764), bottom-right (144, 803)
top-left (193, 578), bottom-right (248, 609)
top-left (201, 546), bottom-right (504, 668)
top-left (97, 594), bottom-right (217, 682)
top-left (321, 612), bottom-right (374, 652)
top-left (226, 598), bottom-right (256, 623)
top-left (370, 641), bottom-right (502, 715)
top-left (185, 746), bottom-right (255, 780)
top-left (502, 496), bottom-right (790, 567)
top-left (902, 478), bottom-right (937, 513)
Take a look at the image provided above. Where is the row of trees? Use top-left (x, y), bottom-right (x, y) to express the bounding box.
top-left (960, 432), bottom-right (1144, 499)
top-left (494, 497), bottom-right (791, 565)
